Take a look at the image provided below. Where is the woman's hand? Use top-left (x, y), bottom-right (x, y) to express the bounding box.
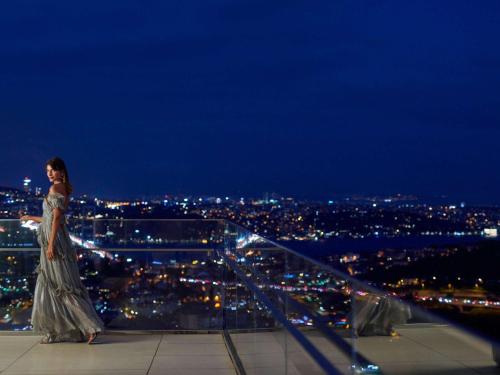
top-left (19, 213), bottom-right (42, 223)
top-left (46, 243), bottom-right (56, 261)
top-left (19, 210), bottom-right (30, 221)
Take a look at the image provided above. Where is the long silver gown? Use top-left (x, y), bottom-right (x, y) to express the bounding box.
top-left (32, 192), bottom-right (104, 342)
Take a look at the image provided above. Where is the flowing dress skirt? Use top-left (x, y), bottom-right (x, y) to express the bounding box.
top-left (31, 193), bottom-right (104, 342)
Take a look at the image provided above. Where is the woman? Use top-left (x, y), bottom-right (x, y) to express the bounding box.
top-left (20, 157), bottom-right (104, 344)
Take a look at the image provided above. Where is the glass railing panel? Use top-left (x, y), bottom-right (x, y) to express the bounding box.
top-left (223, 263), bottom-right (288, 374)
top-left (222, 251), bottom-right (273, 331)
top-left (223, 252), bottom-right (343, 374)
top-left (88, 248), bottom-right (224, 330)
top-left (228, 223), bottom-right (499, 374)
top-left (1, 219), bottom-right (228, 331)
top-left (224, 222), bottom-right (289, 311)
top-left (0, 219), bottom-right (39, 248)
top-left (0, 249), bottom-right (39, 330)
top-left (223, 221), bottom-right (288, 373)
top-left (0, 246), bottom-right (224, 330)
top-left (222, 229), bottom-right (348, 374)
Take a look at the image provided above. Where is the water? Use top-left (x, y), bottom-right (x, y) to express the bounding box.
top-left (279, 235), bottom-right (485, 258)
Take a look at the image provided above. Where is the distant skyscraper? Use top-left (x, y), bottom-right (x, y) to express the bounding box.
top-left (23, 177), bottom-right (31, 193)
top-left (35, 187), bottom-right (42, 196)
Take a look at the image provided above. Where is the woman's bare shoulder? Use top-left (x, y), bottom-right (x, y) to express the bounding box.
top-left (49, 184), bottom-right (68, 197)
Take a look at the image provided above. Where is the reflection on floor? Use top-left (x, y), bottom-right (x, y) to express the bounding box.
top-left (1, 325), bottom-right (498, 375)
top-left (230, 325), bottom-right (499, 375)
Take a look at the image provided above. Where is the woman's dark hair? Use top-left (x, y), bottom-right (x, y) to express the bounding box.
top-left (46, 157), bottom-right (73, 195)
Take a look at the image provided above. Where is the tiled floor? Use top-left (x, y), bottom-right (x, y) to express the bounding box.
top-left (228, 326), bottom-right (499, 375)
top-left (304, 325), bottom-right (500, 375)
top-left (0, 333), bottom-right (236, 375)
top-left (0, 326), bottom-right (498, 375)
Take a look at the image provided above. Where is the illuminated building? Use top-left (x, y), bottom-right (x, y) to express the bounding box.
top-left (23, 177), bottom-right (31, 193)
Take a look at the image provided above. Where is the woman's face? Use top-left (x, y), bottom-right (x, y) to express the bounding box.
top-left (46, 164), bottom-right (64, 183)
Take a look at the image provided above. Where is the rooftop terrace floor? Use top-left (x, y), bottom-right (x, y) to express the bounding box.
top-left (0, 326), bottom-right (498, 375)
top-left (0, 332), bottom-right (236, 375)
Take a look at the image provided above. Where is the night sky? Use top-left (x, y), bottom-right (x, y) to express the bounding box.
top-left (1, 1), bottom-right (499, 203)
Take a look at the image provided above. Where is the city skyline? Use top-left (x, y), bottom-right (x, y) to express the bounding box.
top-left (1, 179), bottom-right (492, 206)
top-left (1, 1), bottom-right (499, 203)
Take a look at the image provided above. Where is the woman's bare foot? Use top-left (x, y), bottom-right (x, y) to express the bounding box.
top-left (40, 334), bottom-right (53, 344)
top-left (87, 332), bottom-right (99, 344)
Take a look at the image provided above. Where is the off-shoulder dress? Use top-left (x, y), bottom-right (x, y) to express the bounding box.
top-left (32, 192), bottom-right (104, 342)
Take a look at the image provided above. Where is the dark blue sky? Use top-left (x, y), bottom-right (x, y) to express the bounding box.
top-left (1, 1), bottom-right (499, 203)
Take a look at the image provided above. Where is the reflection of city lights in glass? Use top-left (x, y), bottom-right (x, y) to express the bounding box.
top-left (20, 221), bottom-right (39, 231)
top-left (90, 250), bottom-right (108, 259)
top-left (179, 277), bottom-right (222, 286)
top-left (20, 222), bottom-right (107, 255)
top-left (69, 235), bottom-right (97, 249)
top-left (236, 233), bottom-right (265, 249)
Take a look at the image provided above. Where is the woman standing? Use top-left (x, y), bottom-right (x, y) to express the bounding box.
top-left (20, 157), bottom-right (104, 343)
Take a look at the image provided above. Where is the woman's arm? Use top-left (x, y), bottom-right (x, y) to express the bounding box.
top-left (47, 208), bottom-right (63, 261)
top-left (21, 215), bottom-right (43, 223)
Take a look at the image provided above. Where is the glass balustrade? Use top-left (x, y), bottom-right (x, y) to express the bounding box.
top-left (224, 222), bottom-right (499, 374)
top-left (0, 218), bottom-right (497, 374)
